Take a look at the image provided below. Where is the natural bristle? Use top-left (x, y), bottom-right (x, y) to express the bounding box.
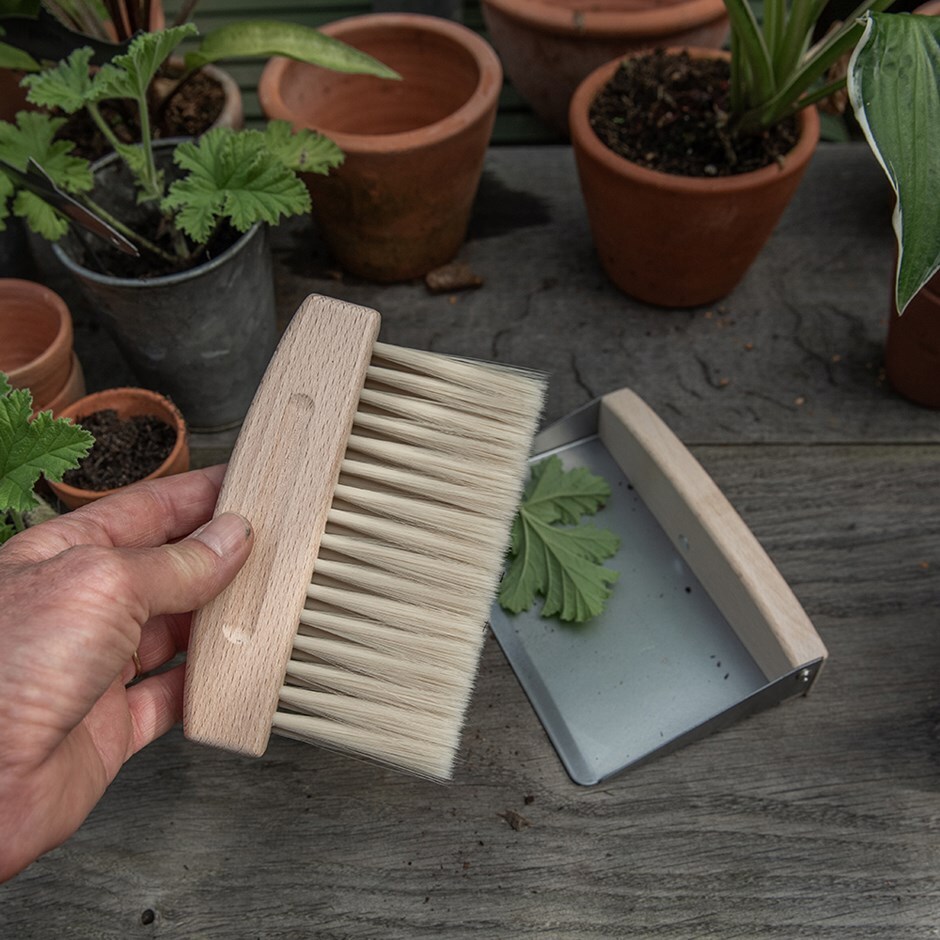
top-left (270, 343), bottom-right (545, 779)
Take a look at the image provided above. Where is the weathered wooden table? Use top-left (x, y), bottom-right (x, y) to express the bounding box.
top-left (3, 143), bottom-right (939, 938)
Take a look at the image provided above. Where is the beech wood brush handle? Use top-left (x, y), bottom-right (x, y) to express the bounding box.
top-left (184, 295), bottom-right (381, 757)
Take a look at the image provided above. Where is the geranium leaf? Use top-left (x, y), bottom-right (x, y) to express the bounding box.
top-left (262, 121), bottom-right (343, 175)
top-left (91, 25), bottom-right (198, 102)
top-left (0, 381), bottom-right (94, 515)
top-left (499, 456), bottom-right (620, 623)
top-left (162, 127), bottom-right (312, 243)
top-left (21, 46), bottom-right (95, 112)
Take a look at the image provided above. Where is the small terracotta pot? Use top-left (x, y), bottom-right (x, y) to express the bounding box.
top-left (569, 51), bottom-right (820, 308)
top-left (885, 271), bottom-right (940, 409)
top-left (259, 13), bottom-right (502, 282)
top-left (0, 278), bottom-right (86, 413)
top-left (48, 387), bottom-right (190, 510)
top-left (157, 59), bottom-right (245, 132)
top-left (481, 0), bottom-right (729, 133)
top-left (0, 68), bottom-right (32, 124)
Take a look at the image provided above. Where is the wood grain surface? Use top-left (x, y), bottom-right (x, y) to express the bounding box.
top-left (5, 144), bottom-right (938, 938)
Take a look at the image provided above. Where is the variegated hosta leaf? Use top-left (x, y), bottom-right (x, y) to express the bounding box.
top-left (848, 13), bottom-right (940, 313)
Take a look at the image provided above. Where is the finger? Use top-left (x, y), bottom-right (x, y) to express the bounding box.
top-left (126, 663), bottom-right (186, 756)
top-left (127, 511), bottom-right (255, 618)
top-left (3, 466), bottom-right (228, 563)
top-left (123, 612), bottom-right (191, 684)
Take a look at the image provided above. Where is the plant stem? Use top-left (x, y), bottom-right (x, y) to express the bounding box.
top-left (9, 509), bottom-right (25, 534)
top-left (78, 194), bottom-right (179, 264)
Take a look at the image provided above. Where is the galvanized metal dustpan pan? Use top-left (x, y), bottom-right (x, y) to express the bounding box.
top-left (489, 388), bottom-right (827, 786)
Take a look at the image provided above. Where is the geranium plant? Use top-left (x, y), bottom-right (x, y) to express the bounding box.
top-left (0, 21), bottom-right (397, 274)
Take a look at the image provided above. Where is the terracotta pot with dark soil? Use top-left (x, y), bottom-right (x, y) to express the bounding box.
top-left (49, 387), bottom-right (190, 510)
top-left (0, 278), bottom-right (85, 415)
top-left (481, 0), bottom-right (729, 133)
top-left (259, 13), bottom-right (502, 282)
top-left (570, 49), bottom-right (820, 308)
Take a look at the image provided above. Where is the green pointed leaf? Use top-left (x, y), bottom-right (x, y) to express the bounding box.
top-left (0, 381), bottom-right (94, 514)
top-left (0, 517), bottom-right (15, 544)
top-left (183, 20), bottom-right (400, 80)
top-left (162, 127), bottom-right (312, 243)
top-left (848, 12), bottom-right (940, 314)
top-left (262, 121), bottom-right (343, 175)
top-left (0, 39), bottom-right (39, 71)
top-left (91, 25), bottom-right (198, 102)
top-left (21, 46), bottom-right (95, 112)
top-left (0, 373), bottom-right (10, 396)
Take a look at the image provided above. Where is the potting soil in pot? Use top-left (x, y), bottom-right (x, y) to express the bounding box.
top-left (589, 50), bottom-right (799, 176)
top-left (54, 69), bottom-right (226, 161)
top-left (62, 409), bottom-right (176, 490)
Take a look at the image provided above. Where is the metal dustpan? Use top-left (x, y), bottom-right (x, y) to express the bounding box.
top-left (489, 388), bottom-right (828, 786)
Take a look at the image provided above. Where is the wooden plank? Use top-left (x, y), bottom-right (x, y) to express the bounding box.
top-left (2, 442), bottom-right (938, 936)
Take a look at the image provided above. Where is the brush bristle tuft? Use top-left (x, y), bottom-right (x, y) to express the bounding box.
top-left (270, 344), bottom-right (545, 779)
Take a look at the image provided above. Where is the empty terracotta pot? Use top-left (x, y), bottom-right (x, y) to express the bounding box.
top-left (48, 387), bottom-right (190, 510)
top-left (259, 13), bottom-right (502, 282)
top-left (481, 0), bottom-right (729, 133)
top-left (0, 278), bottom-right (86, 413)
top-left (569, 51), bottom-right (820, 307)
top-left (885, 271), bottom-right (940, 409)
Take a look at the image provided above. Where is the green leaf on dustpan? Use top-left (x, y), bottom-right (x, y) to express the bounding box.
top-left (499, 456), bottom-right (620, 624)
top-left (848, 12), bottom-right (940, 314)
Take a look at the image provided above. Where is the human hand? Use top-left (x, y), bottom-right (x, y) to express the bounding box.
top-left (0, 465), bottom-right (253, 882)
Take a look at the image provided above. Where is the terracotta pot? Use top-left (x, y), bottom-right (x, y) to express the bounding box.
top-left (158, 59), bottom-right (245, 132)
top-left (259, 13), bottom-right (502, 282)
top-left (884, 271), bottom-right (940, 408)
top-left (569, 51), bottom-right (820, 308)
top-left (481, 0), bottom-right (729, 133)
top-left (0, 68), bottom-right (32, 124)
top-left (0, 278), bottom-right (86, 413)
top-left (48, 387), bottom-right (190, 510)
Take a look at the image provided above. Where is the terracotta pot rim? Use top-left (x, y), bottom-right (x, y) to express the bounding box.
top-left (569, 50), bottom-right (821, 192)
top-left (481, 0), bottom-right (728, 39)
top-left (0, 278), bottom-right (73, 385)
top-left (51, 387), bottom-right (188, 502)
top-left (35, 351), bottom-right (85, 416)
top-left (259, 13), bottom-right (502, 154)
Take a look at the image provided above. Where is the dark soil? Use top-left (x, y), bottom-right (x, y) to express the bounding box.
top-left (60, 143), bottom-right (240, 279)
top-left (62, 409), bottom-right (176, 491)
top-left (589, 50), bottom-right (799, 177)
top-left (56, 67), bottom-right (225, 161)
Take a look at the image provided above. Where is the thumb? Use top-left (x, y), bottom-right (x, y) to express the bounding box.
top-left (145, 512), bottom-right (255, 617)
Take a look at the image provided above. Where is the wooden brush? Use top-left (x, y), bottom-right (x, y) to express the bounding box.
top-left (183, 294), bottom-right (546, 779)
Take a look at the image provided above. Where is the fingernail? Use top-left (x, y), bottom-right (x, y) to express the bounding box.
top-left (190, 513), bottom-right (252, 557)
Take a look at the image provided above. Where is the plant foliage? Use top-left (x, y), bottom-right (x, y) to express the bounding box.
top-left (0, 372), bottom-right (94, 543)
top-left (848, 12), bottom-right (940, 314)
top-left (499, 456), bottom-right (620, 624)
top-left (0, 17), bottom-right (396, 272)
